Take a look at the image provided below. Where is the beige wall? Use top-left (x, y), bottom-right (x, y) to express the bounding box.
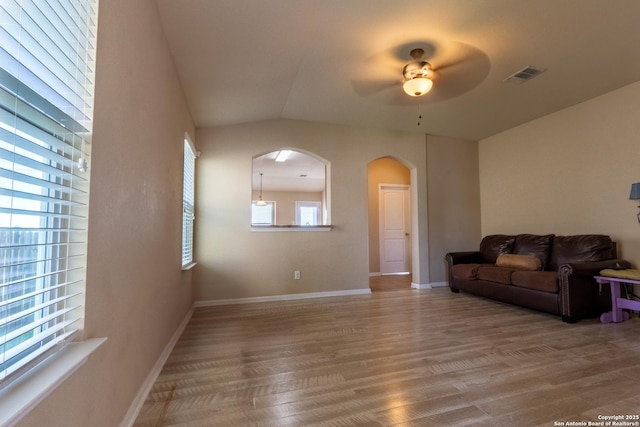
top-left (367, 157), bottom-right (411, 274)
top-left (427, 135), bottom-right (482, 283)
top-left (479, 80), bottom-right (640, 266)
top-left (18, 0), bottom-right (195, 425)
top-left (194, 119), bottom-right (430, 299)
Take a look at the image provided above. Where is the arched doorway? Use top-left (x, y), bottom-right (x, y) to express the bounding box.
top-left (367, 157), bottom-right (412, 291)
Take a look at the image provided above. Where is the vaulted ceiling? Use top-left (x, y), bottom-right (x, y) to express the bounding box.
top-left (155, 0), bottom-right (640, 141)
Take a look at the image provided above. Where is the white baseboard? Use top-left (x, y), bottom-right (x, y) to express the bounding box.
top-left (194, 288), bottom-right (372, 307)
top-left (120, 308), bottom-right (194, 427)
top-left (430, 281), bottom-right (448, 288)
top-left (411, 281), bottom-right (448, 290)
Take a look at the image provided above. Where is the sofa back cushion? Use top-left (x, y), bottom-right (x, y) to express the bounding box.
top-left (512, 234), bottom-right (554, 269)
top-left (550, 234), bottom-right (615, 270)
top-left (479, 234), bottom-right (516, 263)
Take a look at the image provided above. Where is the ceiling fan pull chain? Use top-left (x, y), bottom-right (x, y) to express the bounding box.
top-left (417, 103), bottom-right (422, 126)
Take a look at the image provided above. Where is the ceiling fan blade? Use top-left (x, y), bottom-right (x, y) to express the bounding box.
top-left (348, 49), bottom-right (402, 101)
top-left (422, 42), bottom-right (491, 103)
top-left (351, 79), bottom-right (399, 97)
top-left (432, 57), bottom-right (466, 72)
top-left (431, 42), bottom-right (485, 72)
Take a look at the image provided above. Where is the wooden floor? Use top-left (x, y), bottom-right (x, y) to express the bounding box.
top-left (369, 274), bottom-right (412, 292)
top-left (134, 288), bottom-right (640, 426)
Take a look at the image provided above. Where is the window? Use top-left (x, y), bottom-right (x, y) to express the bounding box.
top-left (182, 136), bottom-right (196, 268)
top-left (251, 201), bottom-right (275, 225)
top-left (296, 201), bottom-right (321, 226)
top-left (0, 0), bottom-right (97, 384)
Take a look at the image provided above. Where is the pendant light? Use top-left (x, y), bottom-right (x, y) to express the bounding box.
top-left (256, 172), bottom-right (266, 206)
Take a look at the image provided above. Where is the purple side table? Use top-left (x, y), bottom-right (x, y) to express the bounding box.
top-left (594, 275), bottom-right (640, 323)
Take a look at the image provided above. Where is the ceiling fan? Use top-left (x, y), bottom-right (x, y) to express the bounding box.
top-left (401, 48), bottom-right (434, 97)
top-left (350, 41), bottom-right (490, 105)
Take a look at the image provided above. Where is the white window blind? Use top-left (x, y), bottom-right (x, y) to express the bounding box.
top-left (182, 137), bottom-right (196, 267)
top-left (251, 201), bottom-right (275, 225)
top-left (0, 0), bottom-right (97, 384)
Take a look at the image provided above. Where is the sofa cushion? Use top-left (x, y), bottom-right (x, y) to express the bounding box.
top-left (496, 253), bottom-right (542, 271)
top-left (512, 234), bottom-right (554, 268)
top-left (511, 271), bottom-right (559, 293)
top-left (551, 235), bottom-right (615, 270)
top-left (479, 235), bottom-right (516, 263)
top-left (451, 263), bottom-right (480, 280)
top-left (477, 266), bottom-right (516, 285)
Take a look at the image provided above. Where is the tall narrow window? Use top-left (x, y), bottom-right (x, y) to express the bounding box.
top-left (0, 0), bottom-right (98, 383)
top-left (182, 136), bottom-right (196, 268)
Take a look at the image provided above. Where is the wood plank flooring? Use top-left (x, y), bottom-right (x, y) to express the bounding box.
top-left (133, 288), bottom-right (640, 426)
top-left (369, 274), bottom-right (412, 292)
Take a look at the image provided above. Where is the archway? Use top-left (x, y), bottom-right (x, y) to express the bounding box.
top-left (367, 157), bottom-right (412, 291)
top-left (252, 149), bottom-right (330, 227)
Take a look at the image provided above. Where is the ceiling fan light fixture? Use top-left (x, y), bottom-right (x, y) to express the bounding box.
top-left (402, 50), bottom-right (434, 97)
top-left (403, 77), bottom-right (433, 97)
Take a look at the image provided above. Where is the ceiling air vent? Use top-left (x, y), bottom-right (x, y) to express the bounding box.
top-left (503, 65), bottom-right (546, 84)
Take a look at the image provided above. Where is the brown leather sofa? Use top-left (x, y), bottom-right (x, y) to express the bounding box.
top-left (445, 234), bottom-right (630, 323)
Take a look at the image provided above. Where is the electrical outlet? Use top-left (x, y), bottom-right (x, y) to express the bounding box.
top-left (294, 270), bottom-right (301, 280)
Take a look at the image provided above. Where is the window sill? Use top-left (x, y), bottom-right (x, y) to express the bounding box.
top-left (182, 262), bottom-right (197, 271)
top-left (251, 225), bottom-right (334, 232)
top-left (0, 337), bottom-right (107, 426)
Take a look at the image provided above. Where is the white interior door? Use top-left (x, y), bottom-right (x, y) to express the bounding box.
top-left (379, 185), bottom-right (411, 274)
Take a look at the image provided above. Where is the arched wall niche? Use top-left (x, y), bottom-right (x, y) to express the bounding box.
top-left (251, 148), bottom-right (331, 229)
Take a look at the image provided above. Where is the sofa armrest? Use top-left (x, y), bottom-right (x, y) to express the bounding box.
top-left (445, 251), bottom-right (483, 293)
top-left (445, 251), bottom-right (483, 266)
top-left (557, 258), bottom-right (632, 322)
top-left (558, 259), bottom-right (632, 278)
